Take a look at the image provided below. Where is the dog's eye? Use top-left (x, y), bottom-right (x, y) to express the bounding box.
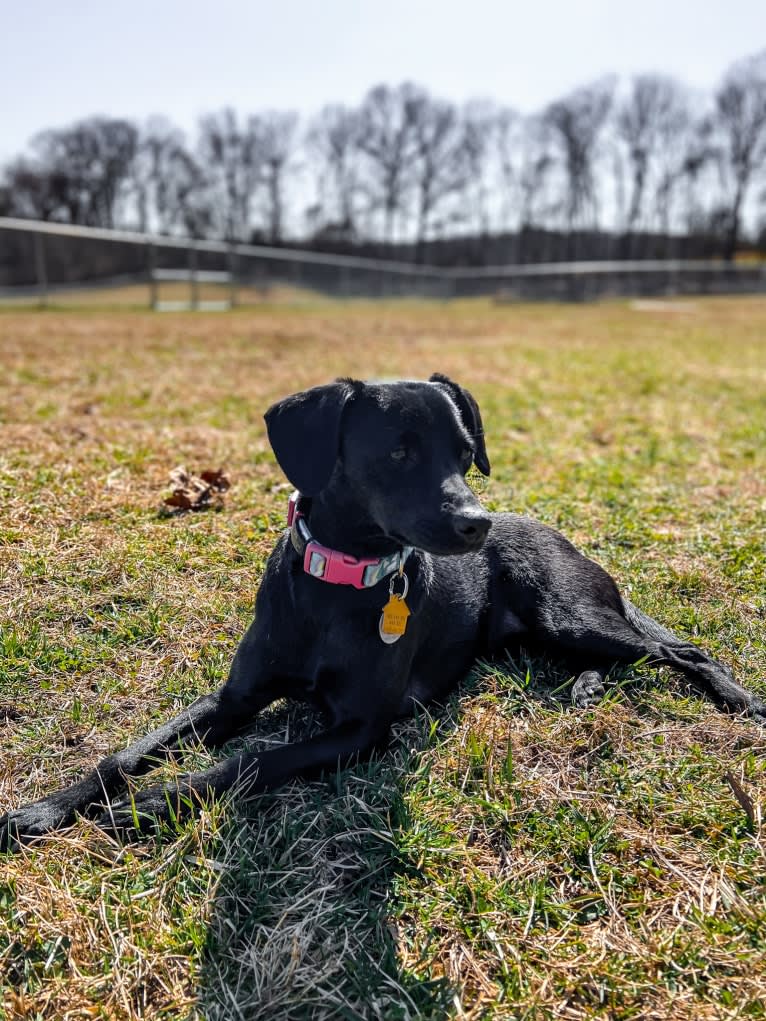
top-left (460, 448), bottom-right (473, 472)
top-left (390, 447), bottom-right (407, 462)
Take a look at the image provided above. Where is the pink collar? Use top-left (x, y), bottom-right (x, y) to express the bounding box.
top-left (287, 491), bottom-right (413, 590)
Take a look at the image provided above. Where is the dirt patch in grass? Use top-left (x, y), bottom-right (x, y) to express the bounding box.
top-left (1, 297), bottom-right (765, 1019)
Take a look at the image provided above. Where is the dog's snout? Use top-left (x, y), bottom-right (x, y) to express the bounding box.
top-left (453, 511), bottom-right (492, 545)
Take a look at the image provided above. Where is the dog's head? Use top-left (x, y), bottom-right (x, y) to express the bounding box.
top-left (264, 374), bottom-right (492, 555)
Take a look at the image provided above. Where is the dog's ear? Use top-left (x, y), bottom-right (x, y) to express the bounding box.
top-left (265, 379), bottom-right (359, 495)
top-left (429, 373), bottom-right (491, 476)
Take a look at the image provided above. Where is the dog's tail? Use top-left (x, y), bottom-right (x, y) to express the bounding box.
top-left (622, 596), bottom-right (765, 722)
top-left (621, 596), bottom-right (684, 646)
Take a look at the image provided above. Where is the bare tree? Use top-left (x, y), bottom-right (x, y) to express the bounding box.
top-left (406, 90), bottom-right (467, 247)
top-left (131, 118), bottom-right (206, 234)
top-left (488, 107), bottom-right (560, 260)
top-left (305, 104), bottom-right (362, 239)
top-left (616, 75), bottom-right (690, 235)
top-left (509, 116), bottom-right (560, 261)
top-left (714, 50), bottom-right (766, 259)
top-left (4, 58), bottom-right (766, 261)
top-left (493, 107), bottom-right (524, 231)
top-left (455, 101), bottom-right (498, 238)
top-left (544, 77), bottom-right (615, 239)
top-left (1, 158), bottom-right (71, 221)
top-left (647, 100), bottom-right (716, 249)
top-left (197, 108), bottom-right (263, 240)
top-left (94, 119), bottom-right (139, 227)
top-left (12, 117), bottom-right (139, 227)
top-left (356, 83), bottom-right (420, 241)
top-left (257, 112), bottom-right (298, 243)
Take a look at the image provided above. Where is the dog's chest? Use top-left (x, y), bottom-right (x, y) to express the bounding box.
top-left (501, 608), bottom-right (527, 635)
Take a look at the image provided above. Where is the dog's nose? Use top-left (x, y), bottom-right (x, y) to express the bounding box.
top-left (453, 511), bottom-right (492, 544)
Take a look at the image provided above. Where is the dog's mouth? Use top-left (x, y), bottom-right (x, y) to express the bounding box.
top-left (425, 534), bottom-right (489, 556)
top-left (390, 517), bottom-right (491, 556)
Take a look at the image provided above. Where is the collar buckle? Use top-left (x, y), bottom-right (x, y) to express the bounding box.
top-left (287, 490), bottom-right (413, 589)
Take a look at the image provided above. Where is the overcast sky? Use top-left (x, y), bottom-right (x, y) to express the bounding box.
top-left (2, 0), bottom-right (764, 163)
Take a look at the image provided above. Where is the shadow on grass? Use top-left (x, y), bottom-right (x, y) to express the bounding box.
top-left (190, 653), bottom-right (658, 1021)
top-left (191, 700), bottom-right (462, 1021)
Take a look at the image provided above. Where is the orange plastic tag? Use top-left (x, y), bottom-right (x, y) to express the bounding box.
top-left (381, 594), bottom-right (410, 634)
top-left (379, 594), bottom-right (410, 643)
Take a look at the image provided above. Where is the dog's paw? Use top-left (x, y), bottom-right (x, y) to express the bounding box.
top-left (0, 796), bottom-right (74, 853)
top-left (749, 696), bottom-right (766, 727)
top-left (96, 789), bottom-right (181, 840)
top-left (571, 671), bottom-right (606, 709)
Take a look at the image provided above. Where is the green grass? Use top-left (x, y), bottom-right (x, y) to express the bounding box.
top-left (0, 296), bottom-right (765, 1019)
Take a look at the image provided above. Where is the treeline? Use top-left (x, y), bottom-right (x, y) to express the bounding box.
top-left (2, 49), bottom-right (765, 264)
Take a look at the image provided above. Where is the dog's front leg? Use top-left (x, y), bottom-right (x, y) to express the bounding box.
top-left (0, 685), bottom-right (266, 851)
top-left (97, 718), bottom-right (386, 838)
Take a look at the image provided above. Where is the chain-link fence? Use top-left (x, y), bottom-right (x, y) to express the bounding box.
top-left (1, 217), bottom-right (764, 306)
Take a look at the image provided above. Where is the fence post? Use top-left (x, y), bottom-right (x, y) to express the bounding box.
top-left (228, 244), bottom-right (238, 308)
top-left (254, 258), bottom-right (267, 297)
top-left (339, 264), bottom-right (350, 297)
top-left (189, 243), bottom-right (199, 310)
top-left (34, 232), bottom-right (48, 308)
top-left (292, 258), bottom-right (303, 294)
top-left (147, 242), bottom-right (157, 310)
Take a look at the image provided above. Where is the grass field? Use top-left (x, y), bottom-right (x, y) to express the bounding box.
top-left (1, 296), bottom-right (765, 1020)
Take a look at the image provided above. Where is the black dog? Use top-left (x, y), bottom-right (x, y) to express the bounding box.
top-left (2, 374), bottom-right (763, 849)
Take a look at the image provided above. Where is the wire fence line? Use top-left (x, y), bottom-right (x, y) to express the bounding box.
top-left (1, 217), bottom-right (764, 306)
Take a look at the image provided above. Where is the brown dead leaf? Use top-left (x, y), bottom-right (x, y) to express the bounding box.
top-left (163, 465), bottom-right (231, 513)
top-left (199, 468), bottom-right (231, 491)
top-left (0, 703), bottom-right (22, 723)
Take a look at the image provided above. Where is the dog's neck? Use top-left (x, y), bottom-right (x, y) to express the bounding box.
top-left (300, 487), bottom-right (405, 559)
